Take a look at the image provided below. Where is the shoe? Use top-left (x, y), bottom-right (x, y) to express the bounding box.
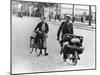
top-left (78, 57), bottom-right (80, 60)
top-left (30, 51), bottom-right (32, 54)
top-left (60, 51), bottom-right (62, 55)
top-left (45, 53), bottom-right (48, 56)
top-left (37, 54), bottom-right (40, 57)
top-left (37, 52), bottom-right (42, 57)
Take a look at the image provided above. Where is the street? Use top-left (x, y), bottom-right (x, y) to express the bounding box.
top-left (12, 16), bottom-right (95, 74)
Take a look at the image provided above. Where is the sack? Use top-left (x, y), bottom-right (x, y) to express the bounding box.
top-left (75, 36), bottom-right (83, 43)
top-left (71, 38), bottom-right (80, 43)
top-left (70, 38), bottom-right (82, 46)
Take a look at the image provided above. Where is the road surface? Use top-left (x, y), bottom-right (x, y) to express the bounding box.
top-left (12, 16), bottom-right (96, 74)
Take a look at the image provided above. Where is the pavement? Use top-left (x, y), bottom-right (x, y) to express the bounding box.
top-left (19, 16), bottom-right (96, 31)
top-left (45, 19), bottom-right (96, 31)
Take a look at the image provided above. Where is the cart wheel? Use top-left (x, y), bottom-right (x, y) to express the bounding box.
top-left (72, 51), bottom-right (78, 65)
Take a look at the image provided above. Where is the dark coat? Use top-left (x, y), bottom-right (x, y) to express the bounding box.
top-left (34, 22), bottom-right (49, 34)
top-left (57, 21), bottom-right (73, 39)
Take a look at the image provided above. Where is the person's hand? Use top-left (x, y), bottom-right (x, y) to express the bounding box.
top-left (44, 33), bottom-right (46, 36)
top-left (44, 33), bottom-right (48, 38)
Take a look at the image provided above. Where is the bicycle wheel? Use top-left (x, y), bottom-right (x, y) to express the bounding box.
top-left (72, 51), bottom-right (78, 65)
top-left (30, 38), bottom-right (35, 54)
top-left (36, 39), bottom-right (42, 56)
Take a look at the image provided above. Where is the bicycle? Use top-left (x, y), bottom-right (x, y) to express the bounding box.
top-left (60, 34), bottom-right (84, 65)
top-left (30, 31), bottom-right (43, 56)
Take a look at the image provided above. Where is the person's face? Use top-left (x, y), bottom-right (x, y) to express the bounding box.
top-left (65, 17), bottom-right (69, 22)
top-left (41, 17), bottom-right (45, 22)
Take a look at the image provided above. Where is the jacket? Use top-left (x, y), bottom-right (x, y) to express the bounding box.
top-left (35, 22), bottom-right (49, 34)
top-left (57, 21), bottom-right (73, 39)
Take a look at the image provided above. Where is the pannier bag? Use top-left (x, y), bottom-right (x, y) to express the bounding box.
top-left (29, 32), bottom-right (37, 48)
top-left (64, 43), bottom-right (84, 54)
top-left (62, 34), bottom-right (83, 43)
top-left (30, 31), bottom-right (37, 39)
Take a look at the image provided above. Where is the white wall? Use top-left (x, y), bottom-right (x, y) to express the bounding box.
top-left (0, 0), bottom-right (99, 75)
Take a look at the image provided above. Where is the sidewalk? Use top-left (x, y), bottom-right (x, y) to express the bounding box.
top-left (12, 16), bottom-right (96, 31)
top-left (46, 19), bottom-right (96, 31)
top-left (74, 21), bottom-right (96, 29)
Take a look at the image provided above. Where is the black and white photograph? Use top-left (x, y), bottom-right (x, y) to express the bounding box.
top-left (11, 0), bottom-right (96, 74)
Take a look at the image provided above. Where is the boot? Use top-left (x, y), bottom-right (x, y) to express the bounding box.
top-left (44, 49), bottom-right (48, 56)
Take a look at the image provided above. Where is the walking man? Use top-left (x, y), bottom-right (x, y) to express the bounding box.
top-left (57, 15), bottom-right (73, 61)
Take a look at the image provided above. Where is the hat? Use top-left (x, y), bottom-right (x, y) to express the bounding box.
top-left (65, 15), bottom-right (71, 19)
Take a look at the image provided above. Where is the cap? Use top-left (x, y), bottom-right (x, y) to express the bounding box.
top-left (65, 15), bottom-right (71, 19)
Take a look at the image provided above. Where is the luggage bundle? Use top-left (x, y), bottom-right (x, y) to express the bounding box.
top-left (64, 43), bottom-right (84, 54)
top-left (63, 34), bottom-right (84, 54)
